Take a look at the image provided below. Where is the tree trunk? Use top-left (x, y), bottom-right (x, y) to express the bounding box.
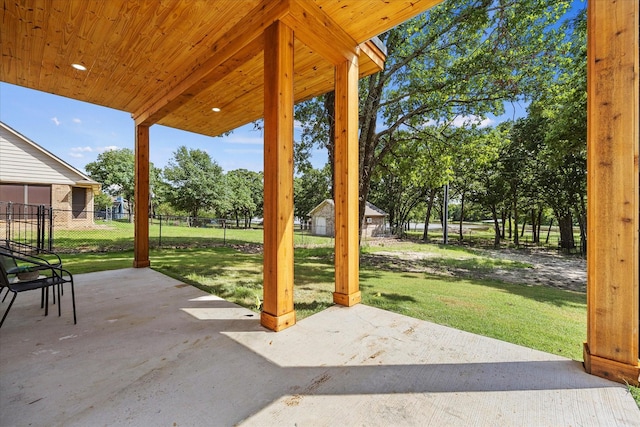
top-left (556, 212), bottom-right (575, 251)
top-left (490, 205), bottom-right (501, 248)
top-left (535, 209), bottom-right (543, 244)
top-left (512, 196), bottom-right (519, 246)
top-left (422, 189), bottom-right (437, 241)
top-left (500, 210), bottom-right (506, 238)
top-left (458, 192), bottom-right (465, 241)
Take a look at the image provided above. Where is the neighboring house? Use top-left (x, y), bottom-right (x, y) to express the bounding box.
top-left (308, 199), bottom-right (388, 239)
top-left (0, 121), bottom-right (100, 228)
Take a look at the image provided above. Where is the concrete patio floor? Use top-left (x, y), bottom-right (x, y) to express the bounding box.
top-left (1, 268), bottom-right (638, 426)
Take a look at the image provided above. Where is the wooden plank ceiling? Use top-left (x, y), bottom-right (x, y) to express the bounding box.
top-left (1, 0), bottom-right (440, 138)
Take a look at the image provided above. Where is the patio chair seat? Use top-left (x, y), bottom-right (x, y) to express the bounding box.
top-left (0, 250), bottom-right (76, 328)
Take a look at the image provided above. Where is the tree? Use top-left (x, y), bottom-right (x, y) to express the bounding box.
top-left (293, 166), bottom-right (331, 223)
top-left (93, 192), bottom-right (113, 211)
top-left (162, 146), bottom-right (225, 219)
top-left (295, 0), bottom-right (570, 238)
top-left (225, 169), bottom-right (263, 228)
top-left (85, 148), bottom-right (160, 221)
top-left (369, 127), bottom-right (453, 238)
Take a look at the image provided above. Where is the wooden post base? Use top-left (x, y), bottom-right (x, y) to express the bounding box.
top-left (583, 343), bottom-right (640, 386)
top-left (261, 310), bottom-right (296, 332)
top-left (333, 291), bottom-right (361, 307)
top-left (133, 260), bottom-right (151, 268)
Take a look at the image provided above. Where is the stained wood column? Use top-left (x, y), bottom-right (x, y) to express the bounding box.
top-left (134, 124), bottom-right (151, 268)
top-left (333, 56), bottom-right (361, 307)
top-left (261, 21), bottom-right (296, 331)
top-left (583, 0), bottom-right (639, 385)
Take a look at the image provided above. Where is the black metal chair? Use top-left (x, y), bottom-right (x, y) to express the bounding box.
top-left (0, 250), bottom-right (20, 301)
top-left (0, 240), bottom-right (64, 302)
top-left (0, 250), bottom-right (76, 328)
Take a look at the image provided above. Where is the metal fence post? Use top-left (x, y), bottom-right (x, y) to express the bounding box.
top-left (48, 206), bottom-right (53, 251)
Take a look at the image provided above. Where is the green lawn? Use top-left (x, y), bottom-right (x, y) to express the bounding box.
top-left (52, 220), bottom-right (331, 251)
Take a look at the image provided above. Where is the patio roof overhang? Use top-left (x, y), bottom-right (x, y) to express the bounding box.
top-left (1, 0), bottom-right (638, 386)
top-left (0, 0), bottom-right (437, 137)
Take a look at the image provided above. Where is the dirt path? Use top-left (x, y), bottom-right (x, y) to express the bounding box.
top-left (479, 248), bottom-right (586, 292)
top-left (363, 243), bottom-right (586, 293)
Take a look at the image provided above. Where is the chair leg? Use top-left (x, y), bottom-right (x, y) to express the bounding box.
top-left (44, 286), bottom-right (49, 317)
top-left (70, 282), bottom-right (76, 325)
top-left (1, 287), bottom-right (8, 302)
top-left (0, 292), bottom-right (17, 328)
top-left (56, 284), bottom-right (61, 317)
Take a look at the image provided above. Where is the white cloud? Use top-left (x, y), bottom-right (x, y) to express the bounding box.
top-left (51, 117), bottom-right (61, 126)
top-left (68, 152), bottom-right (84, 158)
top-left (98, 145), bottom-right (119, 153)
top-left (71, 146), bottom-right (93, 153)
top-left (72, 118), bottom-right (82, 124)
top-left (450, 115), bottom-right (494, 128)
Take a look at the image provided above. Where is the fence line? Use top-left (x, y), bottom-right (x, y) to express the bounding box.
top-left (2, 202), bottom-right (580, 255)
top-left (0, 201), bottom-right (52, 250)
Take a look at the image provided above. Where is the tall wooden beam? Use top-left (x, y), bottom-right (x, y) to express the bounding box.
top-left (584, 0), bottom-right (639, 385)
top-left (333, 56), bottom-right (361, 307)
top-left (261, 20), bottom-right (296, 332)
top-left (133, 124), bottom-right (151, 268)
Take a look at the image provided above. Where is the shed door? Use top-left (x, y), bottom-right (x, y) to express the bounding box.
top-left (316, 217), bottom-right (326, 235)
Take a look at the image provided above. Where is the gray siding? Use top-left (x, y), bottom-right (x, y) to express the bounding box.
top-left (0, 126), bottom-right (84, 185)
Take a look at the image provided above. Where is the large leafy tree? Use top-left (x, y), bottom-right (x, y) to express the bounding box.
top-left (369, 127), bottom-right (453, 238)
top-left (296, 0), bottom-right (570, 236)
top-left (85, 148), bottom-right (160, 219)
top-left (293, 166), bottom-right (331, 221)
top-left (225, 169), bottom-right (263, 227)
top-left (163, 146), bottom-right (225, 218)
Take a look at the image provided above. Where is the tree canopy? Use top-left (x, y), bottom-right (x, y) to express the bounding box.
top-left (162, 146), bottom-right (225, 218)
top-left (296, 0), bottom-right (572, 235)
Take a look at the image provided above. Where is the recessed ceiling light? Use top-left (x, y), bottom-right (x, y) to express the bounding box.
top-left (72, 63), bottom-right (87, 71)
top-left (211, 107), bottom-right (221, 112)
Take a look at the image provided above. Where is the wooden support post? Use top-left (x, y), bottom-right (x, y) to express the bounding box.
top-left (333, 56), bottom-right (361, 307)
top-left (584, 0), bottom-right (639, 385)
top-left (133, 124), bottom-right (151, 268)
top-left (261, 20), bottom-right (296, 331)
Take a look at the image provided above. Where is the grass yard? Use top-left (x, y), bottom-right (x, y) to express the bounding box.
top-left (52, 220), bottom-right (331, 252)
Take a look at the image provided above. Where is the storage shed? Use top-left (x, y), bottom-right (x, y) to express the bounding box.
top-left (309, 199), bottom-right (387, 238)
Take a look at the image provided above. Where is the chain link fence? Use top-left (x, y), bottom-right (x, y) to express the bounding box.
top-left (1, 201), bottom-right (326, 253)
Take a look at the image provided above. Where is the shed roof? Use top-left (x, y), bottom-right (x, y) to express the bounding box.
top-left (308, 199), bottom-right (387, 217)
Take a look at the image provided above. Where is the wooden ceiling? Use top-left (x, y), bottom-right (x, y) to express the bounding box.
top-left (1, 0), bottom-right (441, 138)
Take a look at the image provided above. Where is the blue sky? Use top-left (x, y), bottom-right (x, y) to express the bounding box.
top-left (0, 82), bottom-right (328, 174)
top-left (0, 0), bottom-right (583, 176)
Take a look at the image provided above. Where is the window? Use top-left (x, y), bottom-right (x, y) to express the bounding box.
top-left (72, 187), bottom-right (87, 219)
top-left (0, 184), bottom-right (50, 205)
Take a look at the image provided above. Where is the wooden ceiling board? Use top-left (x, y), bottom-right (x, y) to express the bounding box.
top-left (1, 0), bottom-right (440, 138)
top-left (313, 0), bottom-right (443, 43)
